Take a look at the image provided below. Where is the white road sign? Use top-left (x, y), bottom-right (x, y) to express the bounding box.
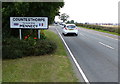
top-left (10, 17), bottom-right (48, 29)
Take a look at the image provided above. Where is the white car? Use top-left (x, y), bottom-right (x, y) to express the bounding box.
top-left (62, 24), bottom-right (78, 36)
top-left (60, 22), bottom-right (66, 27)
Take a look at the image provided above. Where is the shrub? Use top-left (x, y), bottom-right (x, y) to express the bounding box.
top-left (2, 38), bottom-right (24, 59)
top-left (2, 37), bottom-right (57, 59)
top-left (25, 39), bottom-right (57, 56)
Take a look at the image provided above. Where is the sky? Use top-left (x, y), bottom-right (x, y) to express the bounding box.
top-left (55, 0), bottom-right (119, 23)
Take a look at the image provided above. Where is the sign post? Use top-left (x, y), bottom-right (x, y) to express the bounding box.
top-left (38, 30), bottom-right (40, 39)
top-left (19, 29), bottom-right (22, 40)
top-left (10, 17), bottom-right (48, 40)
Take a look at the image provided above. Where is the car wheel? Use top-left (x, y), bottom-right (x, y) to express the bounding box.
top-left (75, 34), bottom-right (78, 36)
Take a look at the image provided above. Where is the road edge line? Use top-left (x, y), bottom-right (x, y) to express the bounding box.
top-left (56, 28), bottom-right (90, 84)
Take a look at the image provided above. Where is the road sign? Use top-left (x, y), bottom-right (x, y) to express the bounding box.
top-left (10, 17), bottom-right (48, 29)
top-left (10, 17), bottom-right (48, 40)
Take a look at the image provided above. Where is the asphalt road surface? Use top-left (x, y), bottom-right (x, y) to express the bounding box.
top-left (51, 25), bottom-right (118, 82)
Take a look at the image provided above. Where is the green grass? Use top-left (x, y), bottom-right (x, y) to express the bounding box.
top-left (45, 30), bottom-right (67, 56)
top-left (2, 30), bottom-right (78, 82)
top-left (78, 26), bottom-right (120, 36)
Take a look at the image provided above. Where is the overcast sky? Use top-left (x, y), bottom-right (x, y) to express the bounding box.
top-left (55, 0), bottom-right (119, 23)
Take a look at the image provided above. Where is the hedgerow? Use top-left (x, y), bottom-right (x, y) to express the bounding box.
top-left (2, 37), bottom-right (57, 59)
top-left (76, 23), bottom-right (118, 33)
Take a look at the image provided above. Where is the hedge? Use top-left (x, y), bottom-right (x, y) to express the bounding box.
top-left (2, 37), bottom-right (57, 59)
top-left (76, 23), bottom-right (118, 33)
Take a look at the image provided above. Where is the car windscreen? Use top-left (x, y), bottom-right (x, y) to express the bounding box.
top-left (67, 25), bottom-right (76, 29)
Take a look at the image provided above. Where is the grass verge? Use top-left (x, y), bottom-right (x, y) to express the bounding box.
top-left (2, 30), bottom-right (78, 82)
top-left (78, 26), bottom-right (120, 36)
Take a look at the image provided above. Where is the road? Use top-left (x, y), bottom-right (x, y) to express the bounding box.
top-left (51, 25), bottom-right (118, 82)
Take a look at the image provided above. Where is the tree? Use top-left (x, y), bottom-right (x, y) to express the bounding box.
top-left (59, 13), bottom-right (69, 22)
top-left (2, 2), bottom-right (64, 38)
top-left (66, 21), bottom-right (70, 23)
top-left (66, 20), bottom-right (74, 24)
top-left (70, 20), bottom-right (74, 24)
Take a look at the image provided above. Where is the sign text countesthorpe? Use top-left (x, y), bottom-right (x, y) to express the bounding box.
top-left (10, 17), bottom-right (48, 29)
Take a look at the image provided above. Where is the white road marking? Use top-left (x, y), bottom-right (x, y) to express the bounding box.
top-left (56, 28), bottom-right (90, 84)
top-left (99, 42), bottom-right (114, 49)
top-left (79, 33), bottom-right (85, 36)
top-left (78, 27), bottom-right (118, 41)
top-left (105, 36), bottom-right (118, 40)
top-left (79, 33), bottom-right (89, 39)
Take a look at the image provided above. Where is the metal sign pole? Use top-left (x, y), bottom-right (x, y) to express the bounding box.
top-left (38, 30), bottom-right (40, 39)
top-left (19, 29), bottom-right (22, 40)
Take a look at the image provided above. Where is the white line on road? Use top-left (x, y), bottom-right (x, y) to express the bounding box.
top-left (105, 36), bottom-right (118, 40)
top-left (99, 42), bottom-right (114, 49)
top-left (79, 33), bottom-right (89, 39)
top-left (78, 27), bottom-right (118, 41)
top-left (79, 33), bottom-right (85, 36)
top-left (56, 28), bottom-right (90, 84)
